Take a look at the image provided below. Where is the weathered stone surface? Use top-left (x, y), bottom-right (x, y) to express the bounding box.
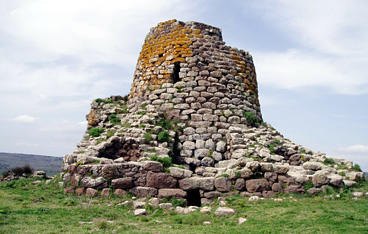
top-left (214, 177), bottom-right (232, 192)
top-left (159, 203), bottom-right (174, 209)
top-left (273, 164), bottom-right (289, 174)
top-left (142, 161), bottom-right (163, 172)
top-left (158, 188), bottom-right (187, 198)
top-left (75, 187), bottom-right (85, 196)
top-left (307, 188), bottom-right (321, 195)
top-left (262, 191), bottom-right (275, 198)
top-left (133, 201), bottom-right (146, 209)
top-left (204, 191), bottom-right (222, 199)
top-left (86, 188), bottom-right (99, 197)
top-left (201, 157), bottom-right (214, 167)
top-left (246, 161), bottom-right (259, 172)
top-left (215, 207), bottom-right (235, 217)
top-left (284, 185), bottom-right (305, 194)
top-left (200, 206), bottom-right (212, 214)
top-left (179, 177), bottom-right (214, 191)
top-left (302, 162), bottom-right (324, 171)
top-left (113, 189), bottom-right (127, 196)
top-left (111, 177), bottom-right (133, 189)
top-left (81, 177), bottom-right (107, 189)
top-left (240, 168), bottom-right (253, 178)
top-left (245, 179), bottom-right (271, 192)
top-left (264, 172), bottom-right (278, 183)
top-left (101, 188), bottom-right (110, 196)
top-left (234, 179), bottom-right (246, 191)
top-left (130, 186), bottom-right (157, 197)
top-left (146, 171), bottom-right (177, 188)
top-left (271, 183), bottom-right (283, 192)
top-left (169, 167), bottom-right (193, 179)
top-left (195, 149), bottom-right (210, 159)
top-left (176, 206), bottom-right (198, 215)
top-left (312, 173), bottom-right (330, 187)
top-left (101, 165), bottom-right (119, 178)
top-left (134, 209), bottom-right (147, 216)
top-left (64, 186), bottom-right (74, 194)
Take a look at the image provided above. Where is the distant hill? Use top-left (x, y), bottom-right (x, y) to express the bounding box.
top-left (0, 152), bottom-right (62, 176)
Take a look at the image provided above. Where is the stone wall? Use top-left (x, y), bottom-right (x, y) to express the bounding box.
top-left (62, 20), bottom-right (364, 202)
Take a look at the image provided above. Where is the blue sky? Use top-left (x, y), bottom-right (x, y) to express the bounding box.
top-left (0, 0), bottom-right (367, 171)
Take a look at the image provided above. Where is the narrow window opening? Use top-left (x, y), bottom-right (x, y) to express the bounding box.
top-left (172, 62), bottom-right (181, 84)
top-left (187, 189), bottom-right (201, 207)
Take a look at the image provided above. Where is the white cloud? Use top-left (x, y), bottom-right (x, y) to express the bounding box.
top-left (255, 49), bottom-right (368, 95)
top-left (13, 115), bottom-right (36, 123)
top-left (338, 145), bottom-right (368, 154)
top-left (249, 0), bottom-right (368, 95)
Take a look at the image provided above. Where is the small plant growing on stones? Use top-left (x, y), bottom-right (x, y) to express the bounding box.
top-left (106, 130), bottom-right (115, 139)
top-left (149, 155), bottom-right (172, 169)
top-left (323, 158), bottom-right (336, 166)
top-left (158, 131), bottom-right (170, 142)
top-left (171, 197), bottom-right (185, 207)
top-left (243, 111), bottom-right (259, 127)
top-left (108, 114), bottom-right (121, 125)
top-left (140, 103), bottom-right (148, 109)
top-left (88, 127), bottom-right (104, 137)
top-left (136, 111), bottom-right (146, 115)
top-left (218, 174), bottom-right (229, 178)
top-left (143, 133), bottom-right (153, 142)
top-left (352, 164), bottom-right (362, 172)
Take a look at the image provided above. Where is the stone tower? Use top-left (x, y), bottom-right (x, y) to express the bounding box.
top-left (62, 20), bottom-right (363, 203)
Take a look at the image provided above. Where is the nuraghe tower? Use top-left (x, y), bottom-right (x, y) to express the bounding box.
top-left (62, 20), bottom-right (363, 204)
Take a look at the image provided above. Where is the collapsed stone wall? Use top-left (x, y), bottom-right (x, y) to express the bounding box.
top-left (62, 20), bottom-right (364, 203)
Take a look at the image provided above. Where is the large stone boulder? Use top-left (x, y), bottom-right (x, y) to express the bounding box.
top-left (179, 177), bottom-right (214, 191)
top-left (130, 186), bottom-right (158, 197)
top-left (146, 172), bottom-right (177, 188)
top-left (80, 177), bottom-right (107, 189)
top-left (169, 167), bottom-right (193, 179)
top-left (142, 161), bottom-right (163, 172)
top-left (214, 177), bottom-right (232, 192)
top-left (245, 179), bottom-right (271, 192)
top-left (158, 189), bottom-right (187, 198)
top-left (215, 207), bottom-right (235, 217)
top-left (111, 177), bottom-right (133, 189)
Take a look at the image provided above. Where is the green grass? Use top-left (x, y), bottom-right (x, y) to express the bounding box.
top-left (0, 178), bottom-right (367, 233)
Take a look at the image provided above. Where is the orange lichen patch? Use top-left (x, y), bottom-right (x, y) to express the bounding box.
top-left (87, 109), bottom-right (96, 127)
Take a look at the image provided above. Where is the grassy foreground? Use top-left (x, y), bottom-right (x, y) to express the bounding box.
top-left (0, 177), bottom-right (367, 234)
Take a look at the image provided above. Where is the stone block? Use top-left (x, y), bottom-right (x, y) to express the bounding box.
top-left (146, 171), bottom-right (177, 188)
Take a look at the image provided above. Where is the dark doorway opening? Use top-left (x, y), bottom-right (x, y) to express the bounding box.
top-left (187, 189), bottom-right (201, 207)
top-left (172, 62), bottom-right (181, 84)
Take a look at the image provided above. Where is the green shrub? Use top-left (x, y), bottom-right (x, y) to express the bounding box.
top-left (352, 164), bottom-right (362, 172)
top-left (108, 114), bottom-right (121, 125)
top-left (158, 131), bottom-right (170, 142)
top-left (141, 103), bottom-right (148, 109)
top-left (157, 157), bottom-right (172, 168)
top-left (88, 127), bottom-right (104, 137)
top-left (150, 155), bottom-right (158, 161)
top-left (95, 98), bottom-right (112, 104)
top-left (155, 118), bottom-right (173, 130)
top-left (149, 155), bottom-right (172, 168)
top-left (243, 111), bottom-right (259, 127)
top-left (218, 174), bottom-right (229, 178)
top-left (136, 111), bottom-right (146, 115)
top-left (324, 158), bottom-right (335, 165)
top-left (171, 197), bottom-right (185, 207)
top-left (143, 133), bottom-right (153, 142)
